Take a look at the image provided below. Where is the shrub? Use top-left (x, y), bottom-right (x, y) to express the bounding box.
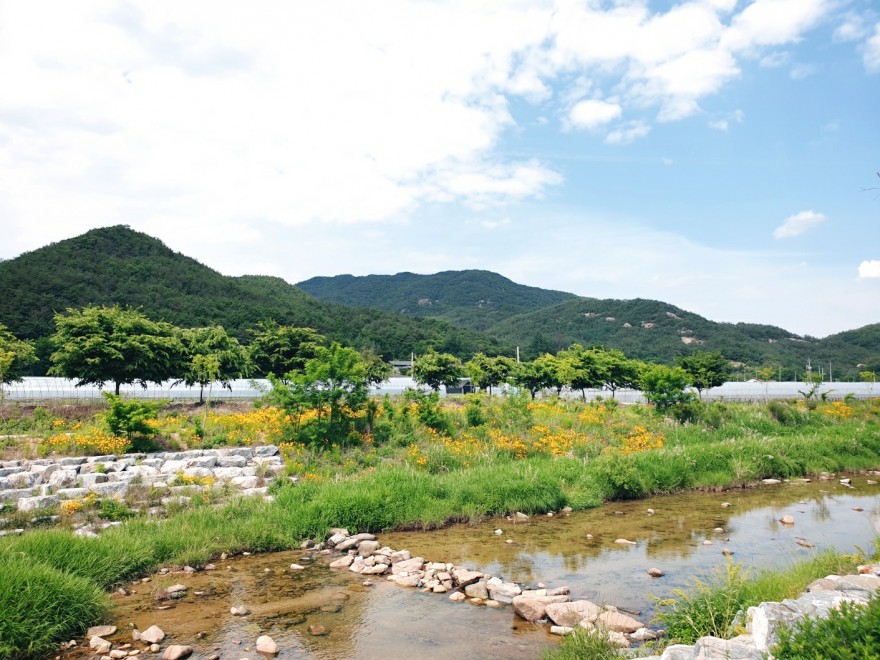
top-left (773, 596), bottom-right (880, 659)
top-left (654, 559), bottom-right (751, 644)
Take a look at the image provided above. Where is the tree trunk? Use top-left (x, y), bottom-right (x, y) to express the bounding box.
top-left (115, 381), bottom-right (121, 395)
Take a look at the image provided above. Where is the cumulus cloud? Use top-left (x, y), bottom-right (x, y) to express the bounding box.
top-left (0, 0), bottom-right (855, 260)
top-left (569, 99), bottom-right (623, 129)
top-left (858, 260), bottom-right (880, 278)
top-left (773, 210), bottom-right (827, 238)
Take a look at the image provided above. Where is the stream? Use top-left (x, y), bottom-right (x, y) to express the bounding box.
top-left (71, 474), bottom-right (880, 659)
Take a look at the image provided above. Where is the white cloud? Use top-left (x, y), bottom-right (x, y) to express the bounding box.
top-left (773, 210), bottom-right (827, 238)
top-left (834, 13), bottom-right (870, 42)
top-left (472, 218), bottom-right (512, 231)
top-left (606, 121), bottom-right (651, 145)
top-left (865, 23), bottom-right (880, 71)
top-left (569, 99), bottom-right (623, 129)
top-left (858, 260), bottom-right (880, 278)
top-left (760, 51), bottom-right (790, 67)
top-left (709, 119), bottom-right (729, 131)
top-left (790, 63), bottom-right (818, 79)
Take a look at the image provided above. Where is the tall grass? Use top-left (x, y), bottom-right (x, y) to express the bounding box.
top-left (0, 556), bottom-right (108, 660)
top-left (654, 550), bottom-right (870, 645)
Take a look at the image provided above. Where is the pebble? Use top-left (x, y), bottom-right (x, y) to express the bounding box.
top-left (289, 564), bottom-right (305, 571)
top-left (702, 540), bottom-right (713, 545)
top-left (721, 502), bottom-right (732, 508)
top-left (647, 568), bottom-right (664, 578)
top-left (494, 529), bottom-right (503, 535)
top-left (646, 508), bottom-right (655, 515)
top-left (308, 625), bottom-right (328, 636)
top-left (230, 606), bottom-right (251, 616)
top-left (780, 515), bottom-right (795, 525)
top-left (614, 538), bottom-right (636, 545)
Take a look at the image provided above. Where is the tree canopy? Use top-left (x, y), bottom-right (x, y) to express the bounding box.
top-left (677, 351), bottom-right (729, 398)
top-left (412, 350), bottom-right (464, 391)
top-left (0, 323), bottom-right (36, 390)
top-left (48, 306), bottom-right (182, 395)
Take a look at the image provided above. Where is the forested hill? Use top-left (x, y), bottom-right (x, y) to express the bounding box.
top-left (0, 226), bottom-right (507, 360)
top-left (296, 272), bottom-right (880, 379)
top-left (484, 298), bottom-right (879, 379)
top-left (297, 270), bottom-right (577, 331)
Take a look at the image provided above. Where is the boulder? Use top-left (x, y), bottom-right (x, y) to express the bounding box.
top-left (358, 540), bottom-right (380, 557)
top-left (89, 636), bottom-right (111, 652)
top-left (487, 581), bottom-right (521, 604)
top-left (391, 557), bottom-right (425, 575)
top-left (464, 582), bottom-right (489, 599)
top-left (139, 625), bottom-right (165, 644)
top-left (17, 494), bottom-right (59, 512)
top-left (597, 611), bottom-right (644, 633)
top-left (512, 594), bottom-right (570, 622)
top-left (162, 645), bottom-right (193, 660)
top-left (453, 569), bottom-right (483, 588)
top-left (448, 591), bottom-right (466, 602)
top-left (87, 625), bottom-right (117, 639)
top-left (389, 550), bottom-right (412, 564)
top-left (546, 600), bottom-right (602, 627)
top-left (329, 555), bottom-right (354, 569)
top-left (335, 533), bottom-right (377, 552)
top-left (692, 635), bottom-right (762, 659)
top-left (255, 635), bottom-right (279, 655)
top-left (392, 574), bottom-right (421, 587)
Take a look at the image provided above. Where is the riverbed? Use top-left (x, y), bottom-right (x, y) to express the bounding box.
top-left (70, 475), bottom-right (880, 659)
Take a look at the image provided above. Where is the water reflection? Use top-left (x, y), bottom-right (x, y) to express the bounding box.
top-left (70, 476), bottom-right (880, 660)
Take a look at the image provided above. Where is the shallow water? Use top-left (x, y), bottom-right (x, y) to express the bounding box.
top-left (72, 475), bottom-right (880, 659)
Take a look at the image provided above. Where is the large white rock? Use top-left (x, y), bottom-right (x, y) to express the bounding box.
top-left (255, 635), bottom-right (279, 655)
top-left (546, 600), bottom-right (602, 627)
top-left (139, 625), bottom-right (165, 644)
top-left (487, 581), bottom-right (521, 604)
top-left (17, 494), bottom-right (59, 512)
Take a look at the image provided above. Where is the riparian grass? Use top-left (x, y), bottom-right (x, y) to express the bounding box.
top-left (0, 556), bottom-right (109, 660)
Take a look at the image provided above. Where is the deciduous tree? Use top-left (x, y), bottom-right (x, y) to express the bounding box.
top-left (248, 320), bottom-right (324, 380)
top-left (639, 364), bottom-right (692, 410)
top-left (412, 350), bottom-right (463, 392)
top-left (178, 326), bottom-right (248, 403)
top-left (677, 351), bottom-right (729, 399)
top-left (48, 306), bottom-right (182, 395)
top-left (0, 323), bottom-right (36, 393)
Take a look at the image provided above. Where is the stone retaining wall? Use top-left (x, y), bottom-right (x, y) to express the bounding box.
top-left (0, 446), bottom-right (284, 517)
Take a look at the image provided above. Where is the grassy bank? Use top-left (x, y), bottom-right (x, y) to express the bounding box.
top-left (1, 396), bottom-right (879, 657)
top-left (547, 550), bottom-right (874, 659)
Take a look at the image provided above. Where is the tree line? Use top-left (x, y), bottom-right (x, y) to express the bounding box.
top-left (413, 345), bottom-right (730, 409)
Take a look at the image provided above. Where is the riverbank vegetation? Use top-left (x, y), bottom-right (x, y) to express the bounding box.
top-left (546, 550), bottom-right (876, 659)
top-left (1, 394), bottom-right (879, 658)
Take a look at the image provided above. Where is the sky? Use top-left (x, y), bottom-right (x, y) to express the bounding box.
top-left (0, 0), bottom-right (878, 338)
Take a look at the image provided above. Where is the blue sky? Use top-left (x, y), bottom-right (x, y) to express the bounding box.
top-left (0, 0), bottom-right (878, 337)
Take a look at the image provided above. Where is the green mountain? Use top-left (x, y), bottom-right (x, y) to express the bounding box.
top-left (0, 226), bottom-right (507, 365)
top-left (297, 270), bottom-right (577, 331)
top-left (297, 272), bottom-right (880, 380)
